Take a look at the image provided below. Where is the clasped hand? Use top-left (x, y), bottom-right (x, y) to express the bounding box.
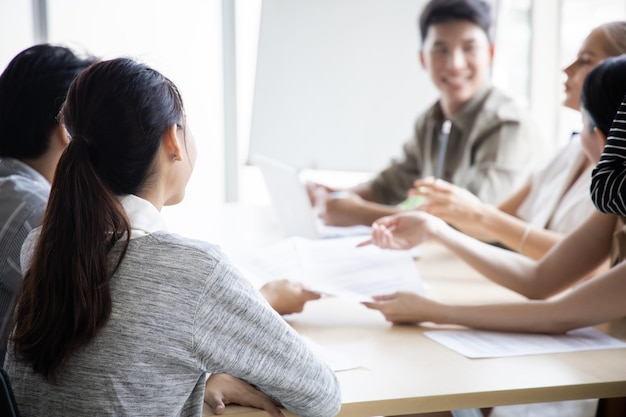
top-left (205, 373), bottom-right (284, 417)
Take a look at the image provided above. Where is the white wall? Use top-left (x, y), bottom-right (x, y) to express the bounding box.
top-left (248, 0), bottom-right (437, 174)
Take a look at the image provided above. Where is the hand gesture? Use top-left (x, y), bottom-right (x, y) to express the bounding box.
top-left (204, 373), bottom-right (284, 417)
top-left (412, 177), bottom-right (487, 233)
top-left (362, 291), bottom-right (438, 324)
top-left (358, 211), bottom-right (444, 250)
top-left (260, 279), bottom-right (321, 315)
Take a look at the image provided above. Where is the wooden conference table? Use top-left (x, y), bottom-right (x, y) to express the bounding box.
top-left (193, 207), bottom-right (626, 417)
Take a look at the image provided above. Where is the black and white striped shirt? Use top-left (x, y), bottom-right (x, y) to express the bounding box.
top-left (591, 96), bottom-right (626, 215)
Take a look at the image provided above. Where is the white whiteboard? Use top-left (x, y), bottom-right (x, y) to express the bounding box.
top-left (248, 0), bottom-right (438, 173)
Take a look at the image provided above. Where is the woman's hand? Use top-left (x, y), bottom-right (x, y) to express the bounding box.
top-left (358, 211), bottom-right (444, 250)
top-left (362, 291), bottom-right (440, 324)
top-left (412, 177), bottom-right (489, 235)
top-left (260, 279), bottom-right (321, 315)
top-left (204, 373), bottom-right (284, 417)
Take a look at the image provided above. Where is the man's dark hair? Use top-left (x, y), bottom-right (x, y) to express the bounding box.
top-left (419, 0), bottom-right (492, 43)
top-left (0, 44), bottom-right (96, 159)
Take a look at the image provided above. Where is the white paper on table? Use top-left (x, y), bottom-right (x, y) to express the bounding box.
top-left (301, 336), bottom-right (362, 372)
top-left (232, 237), bottom-right (302, 286)
top-left (234, 235), bottom-right (424, 302)
top-left (316, 218), bottom-right (373, 239)
top-left (423, 326), bottom-right (626, 359)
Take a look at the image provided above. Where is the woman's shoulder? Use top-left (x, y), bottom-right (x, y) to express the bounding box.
top-left (119, 232), bottom-right (251, 295)
top-left (151, 231), bottom-right (223, 251)
top-left (134, 231), bottom-right (230, 266)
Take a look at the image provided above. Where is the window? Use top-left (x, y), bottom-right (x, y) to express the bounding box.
top-left (492, 0), bottom-right (532, 108)
top-left (0, 1), bottom-right (34, 68)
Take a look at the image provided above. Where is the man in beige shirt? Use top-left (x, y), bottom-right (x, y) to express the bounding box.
top-left (310, 0), bottom-right (539, 227)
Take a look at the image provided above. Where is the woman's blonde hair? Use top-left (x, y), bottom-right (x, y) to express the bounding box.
top-left (599, 21), bottom-right (626, 56)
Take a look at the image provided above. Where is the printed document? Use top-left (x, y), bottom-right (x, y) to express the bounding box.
top-left (235, 236), bottom-right (424, 302)
top-left (424, 327), bottom-right (626, 358)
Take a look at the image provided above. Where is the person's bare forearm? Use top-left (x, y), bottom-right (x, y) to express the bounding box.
top-left (432, 300), bottom-right (564, 333)
top-left (349, 182), bottom-right (377, 202)
top-left (354, 201), bottom-right (401, 226)
top-left (429, 223), bottom-right (544, 298)
top-left (479, 205), bottom-right (564, 260)
top-left (435, 262), bottom-right (626, 333)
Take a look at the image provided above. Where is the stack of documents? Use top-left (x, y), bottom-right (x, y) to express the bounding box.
top-left (235, 236), bottom-right (424, 302)
top-left (424, 327), bottom-right (626, 358)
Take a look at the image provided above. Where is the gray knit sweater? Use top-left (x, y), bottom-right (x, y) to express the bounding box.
top-left (6, 230), bottom-right (341, 417)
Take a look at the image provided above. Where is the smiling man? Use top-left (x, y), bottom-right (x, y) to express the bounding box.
top-left (310, 0), bottom-right (540, 227)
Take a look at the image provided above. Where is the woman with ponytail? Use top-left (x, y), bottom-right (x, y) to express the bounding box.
top-left (5, 58), bottom-right (341, 417)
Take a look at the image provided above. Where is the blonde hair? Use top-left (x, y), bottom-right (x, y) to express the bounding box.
top-left (599, 21), bottom-right (626, 56)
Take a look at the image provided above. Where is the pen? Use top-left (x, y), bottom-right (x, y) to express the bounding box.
top-left (434, 119), bottom-right (452, 180)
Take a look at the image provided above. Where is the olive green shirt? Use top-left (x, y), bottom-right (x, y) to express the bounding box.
top-left (371, 85), bottom-right (539, 205)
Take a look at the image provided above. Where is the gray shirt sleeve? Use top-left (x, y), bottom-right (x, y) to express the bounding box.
top-left (193, 258), bottom-right (342, 417)
top-left (0, 203), bottom-right (44, 350)
top-left (11, 231), bottom-right (341, 417)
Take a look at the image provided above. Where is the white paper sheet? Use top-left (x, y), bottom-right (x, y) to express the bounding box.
top-left (235, 236), bottom-right (424, 302)
top-left (423, 327), bottom-right (626, 358)
top-left (316, 218), bottom-right (373, 239)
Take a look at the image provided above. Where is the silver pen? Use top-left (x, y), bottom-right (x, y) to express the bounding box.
top-left (398, 119), bottom-right (451, 210)
top-left (434, 119), bottom-right (452, 180)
